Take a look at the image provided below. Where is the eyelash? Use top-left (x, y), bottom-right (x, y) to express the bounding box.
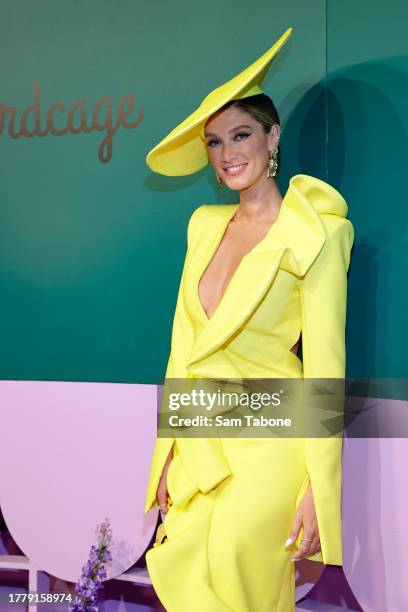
top-left (207, 132), bottom-right (250, 147)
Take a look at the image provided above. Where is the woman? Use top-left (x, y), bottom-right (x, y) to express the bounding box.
top-left (143, 27), bottom-right (354, 611)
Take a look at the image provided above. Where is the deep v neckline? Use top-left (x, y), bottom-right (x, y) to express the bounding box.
top-left (196, 199), bottom-right (285, 322)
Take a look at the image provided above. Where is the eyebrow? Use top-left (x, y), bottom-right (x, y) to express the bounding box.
top-left (204, 124), bottom-right (253, 138)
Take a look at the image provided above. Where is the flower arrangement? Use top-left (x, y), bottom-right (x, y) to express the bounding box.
top-left (71, 518), bottom-right (113, 612)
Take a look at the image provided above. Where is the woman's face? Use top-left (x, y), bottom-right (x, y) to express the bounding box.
top-left (204, 106), bottom-right (280, 190)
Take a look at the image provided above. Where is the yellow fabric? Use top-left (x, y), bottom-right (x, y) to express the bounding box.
top-left (144, 173), bottom-right (354, 611)
top-left (145, 27), bottom-right (293, 176)
top-left (238, 83), bottom-right (265, 98)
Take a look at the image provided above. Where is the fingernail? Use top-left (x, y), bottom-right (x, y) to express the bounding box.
top-left (284, 537), bottom-right (293, 547)
top-left (292, 558), bottom-right (300, 562)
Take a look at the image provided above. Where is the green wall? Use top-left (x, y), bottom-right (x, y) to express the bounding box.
top-left (0, 1), bottom-right (406, 382)
top-left (326, 0), bottom-right (408, 377)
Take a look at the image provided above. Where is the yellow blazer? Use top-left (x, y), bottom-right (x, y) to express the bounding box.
top-left (144, 173), bottom-right (354, 567)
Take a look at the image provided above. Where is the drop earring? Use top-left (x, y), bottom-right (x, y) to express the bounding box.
top-left (216, 173), bottom-right (223, 189)
top-left (266, 148), bottom-right (279, 178)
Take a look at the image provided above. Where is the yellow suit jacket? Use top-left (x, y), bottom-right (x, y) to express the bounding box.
top-left (144, 173), bottom-right (354, 567)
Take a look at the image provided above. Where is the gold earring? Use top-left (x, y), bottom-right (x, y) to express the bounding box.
top-left (267, 148), bottom-right (279, 178)
top-left (216, 173), bottom-right (223, 188)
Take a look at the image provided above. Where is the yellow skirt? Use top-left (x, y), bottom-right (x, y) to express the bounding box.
top-left (145, 437), bottom-right (312, 611)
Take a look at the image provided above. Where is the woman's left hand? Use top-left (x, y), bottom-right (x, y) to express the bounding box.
top-left (285, 482), bottom-right (321, 561)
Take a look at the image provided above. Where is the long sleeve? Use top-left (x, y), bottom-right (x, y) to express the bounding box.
top-left (299, 216), bottom-right (354, 565)
top-left (144, 207), bottom-right (202, 513)
top-left (164, 208), bottom-right (202, 379)
top-left (144, 206), bottom-right (233, 513)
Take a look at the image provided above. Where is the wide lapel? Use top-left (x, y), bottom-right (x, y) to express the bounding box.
top-left (186, 174), bottom-right (328, 368)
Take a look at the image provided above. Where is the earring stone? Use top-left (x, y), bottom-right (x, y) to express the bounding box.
top-left (267, 148), bottom-right (279, 178)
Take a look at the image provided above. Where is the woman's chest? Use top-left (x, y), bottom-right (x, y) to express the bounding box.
top-left (184, 243), bottom-right (301, 333)
top-left (197, 227), bottom-right (274, 321)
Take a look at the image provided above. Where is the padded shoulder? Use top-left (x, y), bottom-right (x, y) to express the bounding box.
top-left (186, 204), bottom-right (207, 246)
top-left (186, 203), bottom-right (234, 246)
top-left (289, 174), bottom-right (348, 218)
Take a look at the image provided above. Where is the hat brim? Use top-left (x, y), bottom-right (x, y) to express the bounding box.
top-left (146, 27), bottom-right (293, 176)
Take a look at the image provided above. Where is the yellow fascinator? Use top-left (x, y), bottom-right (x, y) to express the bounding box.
top-left (146, 27), bottom-right (293, 176)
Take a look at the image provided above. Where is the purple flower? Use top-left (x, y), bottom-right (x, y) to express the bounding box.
top-left (71, 519), bottom-right (113, 612)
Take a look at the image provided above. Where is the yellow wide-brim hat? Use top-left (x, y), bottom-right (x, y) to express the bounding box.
top-left (146, 26), bottom-right (293, 177)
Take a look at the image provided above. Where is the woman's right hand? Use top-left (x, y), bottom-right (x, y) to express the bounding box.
top-left (156, 446), bottom-right (174, 515)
